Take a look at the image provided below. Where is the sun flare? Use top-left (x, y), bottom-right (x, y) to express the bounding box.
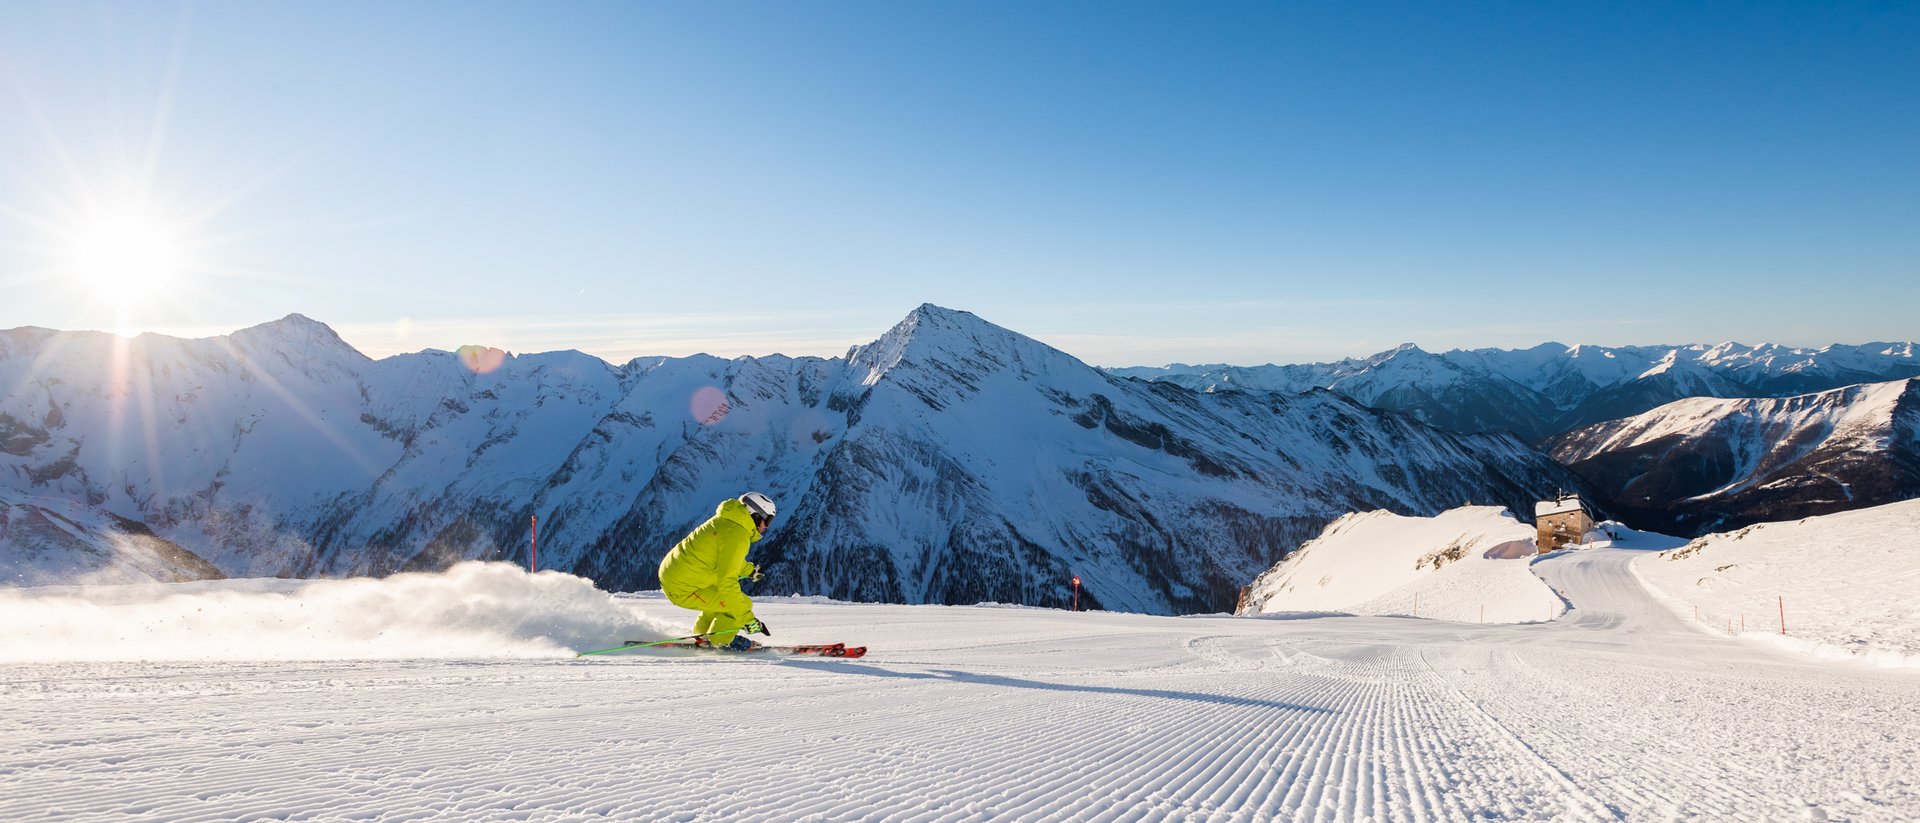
top-left (66, 212), bottom-right (182, 299)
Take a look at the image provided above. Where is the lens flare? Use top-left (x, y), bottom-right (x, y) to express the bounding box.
top-left (691, 386), bottom-right (729, 425)
top-left (457, 345), bottom-right (508, 374)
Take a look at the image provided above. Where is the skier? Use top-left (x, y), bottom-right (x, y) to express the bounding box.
top-left (657, 492), bottom-right (777, 651)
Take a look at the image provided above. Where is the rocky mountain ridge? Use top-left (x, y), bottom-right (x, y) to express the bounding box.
top-left (1113, 341), bottom-right (1920, 443)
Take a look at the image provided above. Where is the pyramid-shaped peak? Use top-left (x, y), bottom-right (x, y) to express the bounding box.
top-left (847, 304), bottom-right (1085, 384)
top-left (1361, 342), bottom-right (1433, 367)
top-left (903, 303), bottom-right (1005, 333)
top-left (240, 313), bottom-right (339, 337)
top-left (864, 304), bottom-right (1027, 351)
top-left (228, 313), bottom-right (367, 361)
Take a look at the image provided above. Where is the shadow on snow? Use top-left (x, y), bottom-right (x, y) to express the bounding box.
top-left (780, 659), bottom-right (1332, 714)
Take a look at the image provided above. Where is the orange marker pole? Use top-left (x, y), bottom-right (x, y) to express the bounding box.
top-left (530, 514), bottom-right (538, 574)
top-left (1779, 595), bottom-right (1787, 636)
top-left (1071, 576), bottom-right (1081, 612)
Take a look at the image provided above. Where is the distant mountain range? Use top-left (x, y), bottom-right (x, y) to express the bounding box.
top-left (0, 306), bottom-right (1579, 613)
top-left (1113, 341), bottom-right (1920, 444)
top-left (1547, 378), bottom-right (1920, 535)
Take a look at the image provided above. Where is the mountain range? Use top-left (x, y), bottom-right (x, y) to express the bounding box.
top-left (1113, 341), bottom-right (1920, 444)
top-left (1547, 378), bottom-right (1920, 535)
top-left (0, 305), bottom-right (1580, 613)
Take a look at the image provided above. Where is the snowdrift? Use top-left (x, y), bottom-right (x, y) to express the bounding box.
top-left (1239, 506), bottom-right (1565, 623)
top-left (1632, 499), bottom-right (1920, 668)
top-left (0, 562), bottom-right (672, 662)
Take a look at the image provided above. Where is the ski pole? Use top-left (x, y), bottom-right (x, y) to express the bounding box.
top-left (577, 629), bottom-right (739, 657)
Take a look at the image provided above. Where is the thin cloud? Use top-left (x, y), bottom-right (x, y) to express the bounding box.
top-left (331, 311), bottom-right (884, 363)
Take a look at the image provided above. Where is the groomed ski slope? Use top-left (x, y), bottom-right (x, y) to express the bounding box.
top-left (5, 552), bottom-right (1919, 821)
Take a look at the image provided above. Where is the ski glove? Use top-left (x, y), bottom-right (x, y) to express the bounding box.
top-left (740, 562), bottom-right (763, 583)
top-left (741, 618), bottom-right (772, 637)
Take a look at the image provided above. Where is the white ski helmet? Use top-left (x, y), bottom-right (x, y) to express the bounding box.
top-left (739, 491), bottom-right (777, 519)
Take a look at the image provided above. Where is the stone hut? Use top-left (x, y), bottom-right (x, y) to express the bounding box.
top-left (1535, 493), bottom-right (1594, 553)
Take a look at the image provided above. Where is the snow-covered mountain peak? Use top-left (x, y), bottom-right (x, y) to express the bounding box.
top-left (846, 303), bottom-right (1081, 388)
top-left (1702, 341), bottom-right (1751, 361)
top-left (1638, 350), bottom-right (1683, 377)
top-left (1365, 342), bottom-right (1428, 366)
top-left (227, 313), bottom-right (369, 365)
top-left (1874, 342), bottom-right (1917, 358)
top-left (1548, 377), bottom-right (1920, 534)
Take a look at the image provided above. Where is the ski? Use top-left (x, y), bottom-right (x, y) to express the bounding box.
top-left (582, 638), bottom-right (866, 658)
top-left (639, 641), bottom-right (867, 658)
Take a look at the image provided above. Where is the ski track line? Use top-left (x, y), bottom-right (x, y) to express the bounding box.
top-left (1475, 648), bottom-right (1764, 816)
top-left (1415, 646), bottom-right (1620, 821)
top-left (1385, 648), bottom-right (1558, 821)
top-left (1387, 664), bottom-right (1459, 823)
top-left (1471, 645), bottom-right (1914, 820)
top-left (889, 669), bottom-right (1269, 820)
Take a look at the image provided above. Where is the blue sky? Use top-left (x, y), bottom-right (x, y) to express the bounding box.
top-left (1, 1), bottom-right (1914, 366)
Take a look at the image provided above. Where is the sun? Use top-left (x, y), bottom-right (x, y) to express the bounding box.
top-left (66, 211), bottom-right (183, 300)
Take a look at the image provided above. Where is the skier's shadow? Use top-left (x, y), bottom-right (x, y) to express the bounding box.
top-left (779, 660), bottom-right (1329, 713)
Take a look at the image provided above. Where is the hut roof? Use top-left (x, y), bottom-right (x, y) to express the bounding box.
top-left (1535, 495), bottom-right (1586, 518)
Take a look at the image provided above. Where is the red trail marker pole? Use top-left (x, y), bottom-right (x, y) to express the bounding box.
top-left (530, 514), bottom-right (538, 574)
top-left (1071, 576), bottom-right (1080, 611)
top-left (1779, 595), bottom-right (1787, 635)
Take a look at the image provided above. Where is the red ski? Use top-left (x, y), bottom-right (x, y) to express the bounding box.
top-left (638, 641), bottom-right (867, 658)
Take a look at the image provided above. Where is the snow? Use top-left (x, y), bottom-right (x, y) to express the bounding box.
top-left (1534, 494), bottom-right (1585, 518)
top-left (1240, 506), bottom-right (1566, 623)
top-left (5, 550), bottom-right (1919, 820)
top-left (0, 562), bottom-right (675, 662)
top-left (1581, 520), bottom-right (1689, 552)
top-left (1632, 499), bottom-right (1920, 668)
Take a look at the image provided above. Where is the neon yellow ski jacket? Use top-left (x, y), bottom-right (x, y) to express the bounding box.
top-left (657, 498), bottom-right (761, 617)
